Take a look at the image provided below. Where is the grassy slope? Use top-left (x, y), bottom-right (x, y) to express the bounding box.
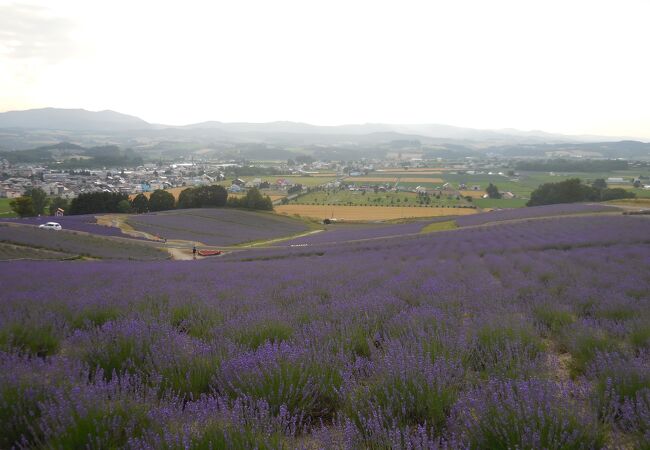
top-left (0, 199), bottom-right (17, 218)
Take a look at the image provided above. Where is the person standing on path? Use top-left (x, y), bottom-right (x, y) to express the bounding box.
top-left (192, 245), bottom-right (197, 259)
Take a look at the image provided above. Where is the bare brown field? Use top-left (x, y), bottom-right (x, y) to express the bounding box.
top-left (274, 204), bottom-right (476, 221)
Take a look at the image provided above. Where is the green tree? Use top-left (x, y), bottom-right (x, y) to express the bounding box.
top-left (131, 193), bottom-right (149, 213)
top-left (117, 199), bottom-right (132, 213)
top-left (25, 187), bottom-right (49, 215)
top-left (194, 185), bottom-right (227, 207)
top-left (177, 185), bottom-right (228, 208)
top-left (148, 189), bottom-right (175, 212)
top-left (228, 187), bottom-right (273, 210)
top-left (486, 183), bottom-right (502, 199)
top-left (9, 196), bottom-right (35, 217)
top-left (177, 188), bottom-right (197, 209)
top-left (48, 197), bottom-right (70, 216)
top-left (69, 192), bottom-right (129, 215)
top-left (591, 179), bottom-right (608, 190)
top-left (600, 188), bottom-right (636, 201)
top-left (527, 178), bottom-right (599, 206)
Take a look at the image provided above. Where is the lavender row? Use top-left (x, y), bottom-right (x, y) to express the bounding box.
top-left (279, 216), bottom-right (458, 246)
top-left (455, 203), bottom-right (620, 227)
top-left (127, 208), bottom-right (308, 245)
top-left (0, 214), bottom-right (128, 237)
top-left (0, 214), bottom-right (648, 448)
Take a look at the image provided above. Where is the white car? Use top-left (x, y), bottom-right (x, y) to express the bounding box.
top-left (39, 222), bottom-right (62, 230)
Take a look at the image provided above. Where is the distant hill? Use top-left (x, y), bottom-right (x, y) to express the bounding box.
top-left (0, 142), bottom-right (143, 167)
top-left (0, 108), bottom-right (648, 159)
top-left (181, 121), bottom-right (583, 143)
top-left (0, 108), bottom-right (151, 131)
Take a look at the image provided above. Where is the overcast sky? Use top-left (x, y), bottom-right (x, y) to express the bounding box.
top-left (1, 0), bottom-right (649, 138)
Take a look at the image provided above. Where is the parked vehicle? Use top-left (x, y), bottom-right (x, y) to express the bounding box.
top-left (38, 222), bottom-right (62, 230)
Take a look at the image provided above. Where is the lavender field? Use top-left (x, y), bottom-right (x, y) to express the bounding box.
top-left (127, 209), bottom-right (309, 246)
top-left (0, 214), bottom-right (129, 238)
top-left (0, 214), bottom-right (649, 448)
top-left (279, 217), bottom-right (458, 246)
top-left (0, 224), bottom-right (167, 260)
top-left (455, 203), bottom-right (620, 227)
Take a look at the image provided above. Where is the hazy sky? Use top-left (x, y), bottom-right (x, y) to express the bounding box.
top-left (1, 0), bottom-right (649, 138)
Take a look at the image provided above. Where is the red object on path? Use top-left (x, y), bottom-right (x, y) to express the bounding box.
top-left (198, 250), bottom-right (222, 256)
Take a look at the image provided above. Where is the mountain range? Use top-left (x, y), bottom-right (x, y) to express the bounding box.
top-left (0, 107), bottom-right (641, 142)
top-left (0, 108), bottom-right (648, 159)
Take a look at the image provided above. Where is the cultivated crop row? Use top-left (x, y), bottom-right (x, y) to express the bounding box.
top-left (0, 215), bottom-right (648, 448)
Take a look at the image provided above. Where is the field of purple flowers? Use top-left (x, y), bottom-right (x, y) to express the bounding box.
top-left (455, 202), bottom-right (619, 227)
top-left (127, 209), bottom-right (309, 246)
top-left (0, 224), bottom-right (167, 260)
top-left (0, 214), bottom-right (129, 238)
top-left (0, 214), bottom-right (649, 448)
top-left (280, 217), bottom-right (458, 246)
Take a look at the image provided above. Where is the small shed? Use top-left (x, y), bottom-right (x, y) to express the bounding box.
top-left (55, 208), bottom-right (64, 217)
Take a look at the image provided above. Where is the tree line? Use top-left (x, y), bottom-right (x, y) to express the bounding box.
top-left (515, 159), bottom-right (628, 172)
top-left (10, 185), bottom-right (274, 218)
top-left (527, 178), bottom-right (635, 206)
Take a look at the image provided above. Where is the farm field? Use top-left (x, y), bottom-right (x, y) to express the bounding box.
top-left (0, 224), bottom-right (166, 260)
top-left (455, 203), bottom-right (620, 227)
top-left (0, 214), bottom-right (131, 237)
top-left (275, 204), bottom-right (477, 221)
top-left (129, 176), bottom-right (336, 202)
top-left (348, 176), bottom-right (444, 184)
top-left (472, 197), bottom-right (529, 209)
top-left (126, 208), bottom-right (310, 246)
top-left (291, 190), bottom-right (466, 207)
top-left (375, 170), bottom-right (443, 175)
top-left (279, 216), bottom-right (459, 246)
top-left (0, 242), bottom-right (73, 260)
top-left (0, 213), bottom-right (648, 448)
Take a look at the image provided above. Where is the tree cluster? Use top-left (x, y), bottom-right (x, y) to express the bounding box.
top-left (177, 185), bottom-right (228, 209)
top-left (9, 188), bottom-right (49, 217)
top-left (131, 194), bottom-right (150, 213)
top-left (486, 183), bottom-right (502, 199)
top-left (527, 178), bottom-right (635, 206)
top-left (148, 190), bottom-right (176, 212)
top-left (227, 187), bottom-right (273, 211)
top-left (69, 192), bottom-right (130, 215)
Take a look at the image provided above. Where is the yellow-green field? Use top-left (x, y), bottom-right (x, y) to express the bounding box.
top-left (347, 176), bottom-right (444, 184)
top-left (0, 198), bottom-right (17, 218)
top-left (275, 204), bottom-right (476, 221)
top-left (420, 220), bottom-right (458, 233)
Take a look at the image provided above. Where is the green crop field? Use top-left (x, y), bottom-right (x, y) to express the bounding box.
top-left (0, 198), bottom-right (17, 218)
top-left (473, 198), bottom-right (529, 209)
top-left (291, 190), bottom-right (467, 207)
